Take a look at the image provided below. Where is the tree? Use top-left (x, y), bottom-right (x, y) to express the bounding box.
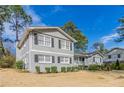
top-left (9, 5), bottom-right (32, 41)
top-left (0, 6), bottom-right (11, 57)
top-left (92, 41), bottom-right (108, 53)
top-left (115, 17), bottom-right (124, 42)
top-left (62, 21), bottom-right (88, 52)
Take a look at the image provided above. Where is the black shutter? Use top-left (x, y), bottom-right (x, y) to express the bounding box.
top-left (59, 40), bottom-right (61, 49)
top-left (35, 55), bottom-right (38, 62)
top-left (52, 56), bottom-right (55, 63)
top-left (70, 42), bottom-right (72, 51)
top-left (34, 33), bottom-right (38, 45)
top-left (51, 38), bottom-right (54, 47)
top-left (70, 58), bottom-right (72, 64)
top-left (58, 57), bottom-right (60, 63)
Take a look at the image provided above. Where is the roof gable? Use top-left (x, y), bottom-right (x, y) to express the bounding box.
top-left (18, 27), bottom-right (77, 48)
top-left (107, 47), bottom-right (124, 54)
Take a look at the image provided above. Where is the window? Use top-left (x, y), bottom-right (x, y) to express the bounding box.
top-left (61, 40), bottom-right (66, 49)
top-left (59, 57), bottom-right (70, 64)
top-left (37, 55), bottom-right (52, 63)
top-left (60, 39), bottom-right (70, 50)
top-left (108, 55), bottom-right (111, 59)
top-left (118, 54), bottom-right (121, 58)
top-left (79, 57), bottom-right (82, 61)
top-left (93, 57), bottom-right (95, 62)
top-left (66, 41), bottom-right (70, 50)
top-left (36, 34), bottom-right (51, 47)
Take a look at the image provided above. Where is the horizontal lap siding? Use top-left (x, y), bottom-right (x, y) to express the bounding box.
top-left (29, 50), bottom-right (74, 72)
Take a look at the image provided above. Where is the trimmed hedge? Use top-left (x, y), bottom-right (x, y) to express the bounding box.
top-left (51, 66), bottom-right (58, 73)
top-left (45, 67), bottom-right (51, 73)
top-left (35, 65), bottom-right (40, 73)
top-left (15, 60), bottom-right (24, 69)
top-left (120, 63), bottom-right (124, 70)
top-left (61, 67), bottom-right (66, 72)
top-left (78, 65), bottom-right (84, 70)
top-left (67, 67), bottom-right (72, 72)
top-left (88, 64), bottom-right (101, 71)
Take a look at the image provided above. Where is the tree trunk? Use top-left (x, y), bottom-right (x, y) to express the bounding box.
top-left (15, 14), bottom-right (19, 41)
top-left (0, 40), bottom-right (5, 57)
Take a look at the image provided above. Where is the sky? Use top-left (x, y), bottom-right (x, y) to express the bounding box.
top-left (3, 5), bottom-right (124, 54)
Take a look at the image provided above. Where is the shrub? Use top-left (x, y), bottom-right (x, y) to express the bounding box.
top-left (88, 64), bottom-right (100, 71)
top-left (71, 66), bottom-right (75, 72)
top-left (78, 65), bottom-right (84, 70)
top-left (0, 55), bottom-right (15, 68)
top-left (45, 67), bottom-right (51, 73)
top-left (51, 66), bottom-right (58, 73)
top-left (35, 65), bottom-right (40, 73)
top-left (115, 60), bottom-right (120, 70)
top-left (83, 66), bottom-right (88, 70)
top-left (103, 63), bottom-right (112, 71)
top-left (119, 63), bottom-right (124, 70)
top-left (72, 66), bottom-right (79, 72)
top-left (67, 67), bottom-right (72, 72)
top-left (15, 60), bottom-right (24, 69)
top-left (110, 63), bottom-right (116, 70)
top-left (61, 67), bottom-right (66, 72)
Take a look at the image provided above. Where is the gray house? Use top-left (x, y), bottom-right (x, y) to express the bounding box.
top-left (74, 51), bottom-right (104, 66)
top-left (85, 51), bottom-right (104, 66)
top-left (74, 52), bottom-right (88, 65)
top-left (16, 27), bottom-right (77, 72)
top-left (104, 48), bottom-right (124, 63)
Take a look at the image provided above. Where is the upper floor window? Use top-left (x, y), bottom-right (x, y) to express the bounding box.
top-left (118, 54), bottom-right (121, 58)
top-left (34, 33), bottom-right (51, 47)
top-left (108, 55), bottom-right (111, 59)
top-left (60, 39), bottom-right (71, 50)
top-left (93, 57), bottom-right (95, 62)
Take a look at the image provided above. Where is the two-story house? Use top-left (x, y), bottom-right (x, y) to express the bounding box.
top-left (104, 48), bottom-right (124, 63)
top-left (16, 27), bottom-right (77, 72)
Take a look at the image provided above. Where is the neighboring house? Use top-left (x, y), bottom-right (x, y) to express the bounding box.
top-left (74, 51), bottom-right (104, 66)
top-left (16, 27), bottom-right (77, 72)
top-left (85, 51), bottom-right (104, 66)
top-left (104, 48), bottom-right (124, 63)
top-left (74, 52), bottom-right (88, 66)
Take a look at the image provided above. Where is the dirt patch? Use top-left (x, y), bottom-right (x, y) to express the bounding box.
top-left (0, 68), bottom-right (124, 87)
top-left (116, 75), bottom-right (124, 79)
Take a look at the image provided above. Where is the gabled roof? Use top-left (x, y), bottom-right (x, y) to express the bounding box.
top-left (106, 47), bottom-right (124, 54)
top-left (87, 51), bottom-right (104, 58)
top-left (17, 26), bottom-right (77, 48)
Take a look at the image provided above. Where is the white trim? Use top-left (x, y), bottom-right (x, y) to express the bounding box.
top-left (31, 49), bottom-right (73, 56)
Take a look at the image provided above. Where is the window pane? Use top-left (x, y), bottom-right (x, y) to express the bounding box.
top-left (65, 57), bottom-right (69, 63)
top-left (45, 36), bottom-right (51, 46)
top-left (38, 35), bottom-right (44, 45)
top-left (60, 57), bottom-right (64, 63)
top-left (38, 55), bottom-right (44, 62)
top-left (45, 56), bottom-right (51, 62)
top-left (61, 40), bottom-right (66, 49)
top-left (66, 41), bottom-right (70, 49)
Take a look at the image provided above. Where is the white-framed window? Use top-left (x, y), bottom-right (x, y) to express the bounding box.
top-left (66, 41), bottom-right (70, 50)
top-left (38, 55), bottom-right (52, 63)
top-left (60, 57), bottom-right (70, 64)
top-left (61, 40), bottom-right (70, 50)
top-left (37, 34), bottom-right (51, 47)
